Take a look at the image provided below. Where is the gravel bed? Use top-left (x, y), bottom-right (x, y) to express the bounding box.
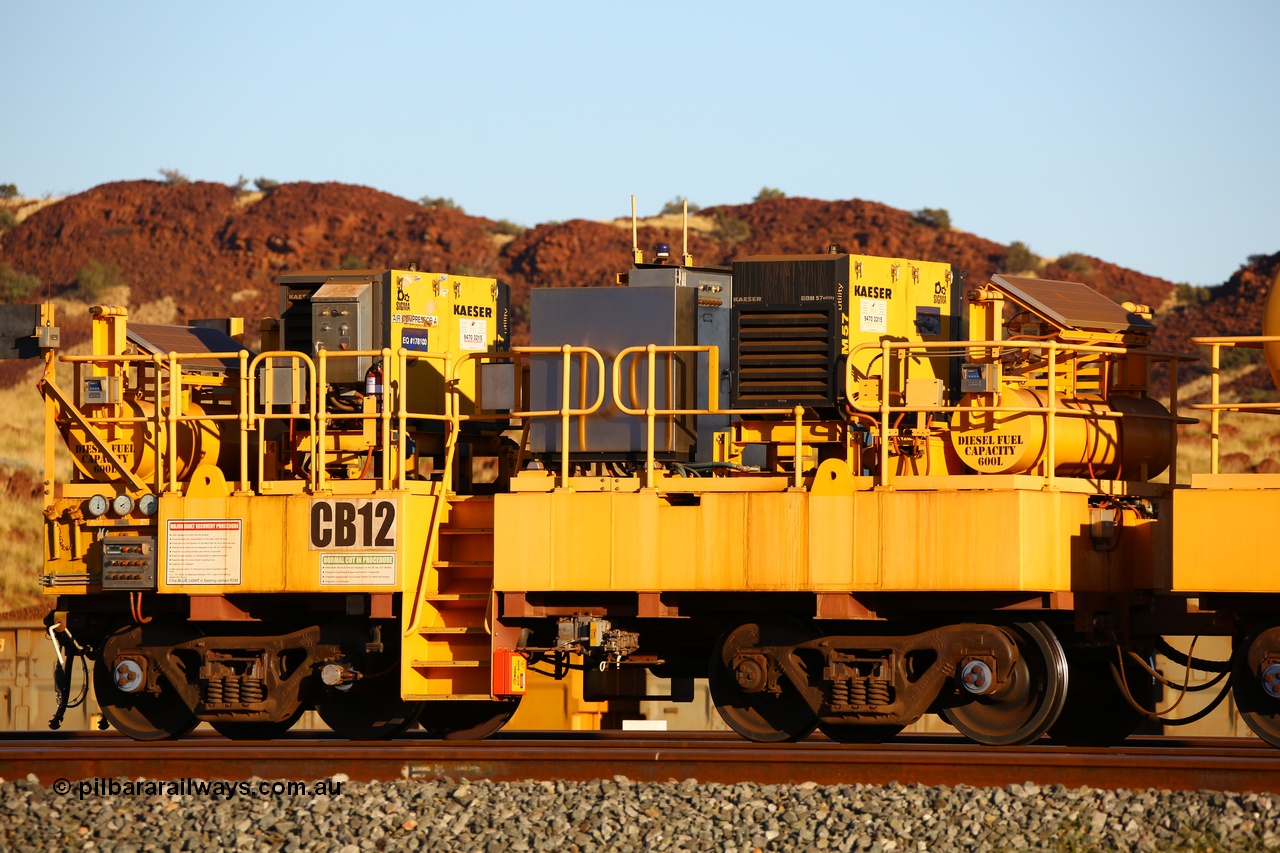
top-left (3, 774), bottom-right (1279, 852)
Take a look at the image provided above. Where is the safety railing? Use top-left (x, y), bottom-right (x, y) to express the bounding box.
top-left (845, 339), bottom-right (1197, 489)
top-left (1187, 336), bottom-right (1280, 475)
top-left (56, 350), bottom-right (252, 495)
top-left (449, 346), bottom-right (607, 489)
top-left (612, 345), bottom-right (808, 489)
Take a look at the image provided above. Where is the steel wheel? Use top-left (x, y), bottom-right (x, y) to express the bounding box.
top-left (709, 616), bottom-right (820, 743)
top-left (1233, 630), bottom-right (1280, 748)
top-left (318, 673), bottom-right (422, 740)
top-left (818, 721), bottom-right (904, 744)
top-left (941, 621), bottom-right (1068, 746)
top-left (420, 699), bottom-right (521, 740)
top-left (93, 659), bottom-right (198, 742)
top-left (1049, 645), bottom-right (1150, 746)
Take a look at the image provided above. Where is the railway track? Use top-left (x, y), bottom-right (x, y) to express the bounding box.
top-left (2, 731), bottom-right (1278, 793)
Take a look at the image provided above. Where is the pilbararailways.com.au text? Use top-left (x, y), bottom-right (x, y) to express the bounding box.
top-left (50, 778), bottom-right (345, 799)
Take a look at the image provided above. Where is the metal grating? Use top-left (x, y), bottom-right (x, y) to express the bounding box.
top-left (990, 274), bottom-right (1156, 335)
top-left (733, 309), bottom-right (835, 405)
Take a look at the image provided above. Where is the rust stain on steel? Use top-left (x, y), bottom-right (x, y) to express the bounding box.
top-left (2, 733), bottom-right (1279, 794)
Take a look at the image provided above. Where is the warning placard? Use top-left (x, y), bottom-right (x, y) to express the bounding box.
top-left (320, 553), bottom-right (397, 586)
top-left (859, 298), bottom-right (888, 333)
top-left (166, 519), bottom-right (242, 585)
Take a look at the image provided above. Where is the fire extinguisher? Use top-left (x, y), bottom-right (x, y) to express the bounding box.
top-left (364, 360), bottom-right (384, 411)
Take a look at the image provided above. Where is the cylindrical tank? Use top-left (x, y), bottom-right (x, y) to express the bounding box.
top-left (1263, 270), bottom-right (1280, 390)
top-left (61, 396), bottom-right (220, 483)
top-left (949, 387), bottom-right (1170, 479)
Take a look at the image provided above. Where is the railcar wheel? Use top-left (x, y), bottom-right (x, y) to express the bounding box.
top-left (709, 616), bottom-right (820, 743)
top-left (93, 659), bottom-right (198, 742)
top-left (420, 699), bottom-right (522, 740)
top-left (211, 706), bottom-right (306, 741)
top-left (941, 621), bottom-right (1068, 747)
top-left (817, 721), bottom-right (904, 744)
top-left (317, 673), bottom-right (422, 740)
top-left (1233, 630), bottom-right (1280, 748)
top-left (1048, 645), bottom-right (1150, 746)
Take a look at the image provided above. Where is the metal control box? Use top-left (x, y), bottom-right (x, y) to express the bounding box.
top-left (627, 264), bottom-right (732, 462)
top-left (101, 536), bottom-right (157, 590)
top-left (530, 286), bottom-right (697, 459)
top-left (310, 282), bottom-right (374, 383)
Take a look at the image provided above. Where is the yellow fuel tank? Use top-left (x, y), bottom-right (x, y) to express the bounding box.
top-left (950, 388), bottom-right (1170, 479)
top-left (62, 397), bottom-right (220, 483)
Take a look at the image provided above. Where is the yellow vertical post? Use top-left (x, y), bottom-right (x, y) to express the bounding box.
top-left (559, 345), bottom-right (572, 489)
top-left (380, 346), bottom-right (392, 491)
top-left (793, 406), bottom-right (804, 489)
top-left (167, 353), bottom-right (179, 494)
top-left (317, 352), bottom-right (328, 492)
top-left (237, 350), bottom-right (249, 492)
top-left (879, 339), bottom-right (891, 487)
top-left (397, 349), bottom-right (408, 487)
top-left (1210, 344), bottom-right (1220, 475)
top-left (646, 345), bottom-right (657, 485)
top-left (1046, 344), bottom-right (1057, 490)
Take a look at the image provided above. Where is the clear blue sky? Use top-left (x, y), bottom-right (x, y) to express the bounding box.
top-left (7, 1), bottom-right (1278, 286)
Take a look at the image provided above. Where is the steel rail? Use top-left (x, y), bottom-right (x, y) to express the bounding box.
top-left (2, 732), bottom-right (1278, 793)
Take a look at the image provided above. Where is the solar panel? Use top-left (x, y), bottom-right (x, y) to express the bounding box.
top-left (127, 324), bottom-right (249, 373)
top-left (989, 274), bottom-right (1155, 335)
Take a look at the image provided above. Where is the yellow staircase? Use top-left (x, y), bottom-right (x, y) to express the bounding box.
top-left (404, 495), bottom-right (495, 700)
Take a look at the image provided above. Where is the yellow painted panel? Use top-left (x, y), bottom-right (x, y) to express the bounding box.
top-left (695, 494), bottom-right (748, 590)
top-left (610, 490), bottom-right (659, 589)
top-left (1173, 489), bottom-right (1280, 592)
top-left (745, 492), bottom-right (808, 589)
top-left (494, 493), bottom-right (553, 588)
top-left (551, 491), bottom-right (612, 590)
top-left (808, 495), bottom-right (854, 589)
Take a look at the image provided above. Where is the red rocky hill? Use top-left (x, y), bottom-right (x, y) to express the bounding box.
top-left (1, 179), bottom-right (1272, 398)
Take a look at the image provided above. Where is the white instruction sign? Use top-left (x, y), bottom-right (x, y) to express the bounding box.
top-left (166, 519), bottom-right (242, 585)
top-left (859, 298), bottom-right (888, 333)
top-left (459, 318), bottom-right (487, 351)
top-left (320, 553), bottom-right (397, 586)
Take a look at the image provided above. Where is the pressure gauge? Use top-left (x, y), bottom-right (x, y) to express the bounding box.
top-left (138, 494), bottom-right (159, 517)
top-left (112, 493), bottom-right (135, 516)
top-left (85, 495), bottom-right (109, 518)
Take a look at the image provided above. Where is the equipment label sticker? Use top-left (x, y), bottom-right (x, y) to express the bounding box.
top-left (319, 553), bottom-right (397, 586)
top-left (859, 298), bottom-right (888, 333)
top-left (309, 499), bottom-right (397, 550)
top-left (459, 319), bottom-right (487, 351)
top-left (165, 519), bottom-right (242, 585)
top-left (392, 313), bottom-right (438, 327)
top-left (400, 327), bottom-right (430, 351)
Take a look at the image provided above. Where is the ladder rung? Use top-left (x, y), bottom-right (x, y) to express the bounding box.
top-left (423, 593), bottom-right (490, 601)
top-left (404, 694), bottom-right (495, 701)
top-left (433, 561), bottom-right (494, 569)
top-left (419, 626), bottom-right (487, 634)
top-left (410, 660), bottom-right (489, 668)
top-left (441, 527), bottom-right (495, 535)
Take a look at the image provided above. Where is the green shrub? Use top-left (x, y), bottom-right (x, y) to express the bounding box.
top-left (710, 211), bottom-right (750, 246)
top-left (419, 196), bottom-right (463, 212)
top-left (254, 177), bottom-right (280, 192)
top-left (158, 168), bottom-right (190, 186)
top-left (339, 255), bottom-right (369, 270)
top-left (912, 208), bottom-right (951, 230)
top-left (486, 219), bottom-right (526, 237)
top-left (230, 175), bottom-right (250, 194)
top-left (660, 196), bottom-right (701, 215)
top-left (0, 209), bottom-right (14, 233)
top-left (1219, 345), bottom-right (1265, 371)
top-left (1001, 241), bottom-right (1042, 274)
top-left (1174, 282), bottom-right (1211, 306)
top-left (754, 187), bottom-right (786, 202)
top-left (74, 259), bottom-right (126, 300)
top-left (0, 184), bottom-right (18, 200)
top-left (0, 263), bottom-right (40, 301)
top-left (1056, 253), bottom-right (1093, 275)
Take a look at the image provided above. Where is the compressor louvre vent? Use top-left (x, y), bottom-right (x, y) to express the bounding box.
top-left (733, 308), bottom-right (837, 406)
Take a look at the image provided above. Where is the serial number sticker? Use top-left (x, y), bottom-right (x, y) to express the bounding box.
top-left (320, 553), bottom-right (397, 586)
top-left (166, 519), bottom-right (242, 585)
top-left (459, 318), bottom-right (487, 351)
top-left (859, 298), bottom-right (888, 333)
top-left (310, 499), bottom-right (398, 550)
top-left (392, 313), bottom-right (439, 327)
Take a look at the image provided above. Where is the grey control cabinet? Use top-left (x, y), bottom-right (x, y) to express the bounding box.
top-left (627, 264), bottom-right (733, 463)
top-left (530, 286), bottom-right (698, 459)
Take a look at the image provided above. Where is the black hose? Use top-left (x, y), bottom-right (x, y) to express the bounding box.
top-left (1157, 636), bottom-right (1232, 673)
